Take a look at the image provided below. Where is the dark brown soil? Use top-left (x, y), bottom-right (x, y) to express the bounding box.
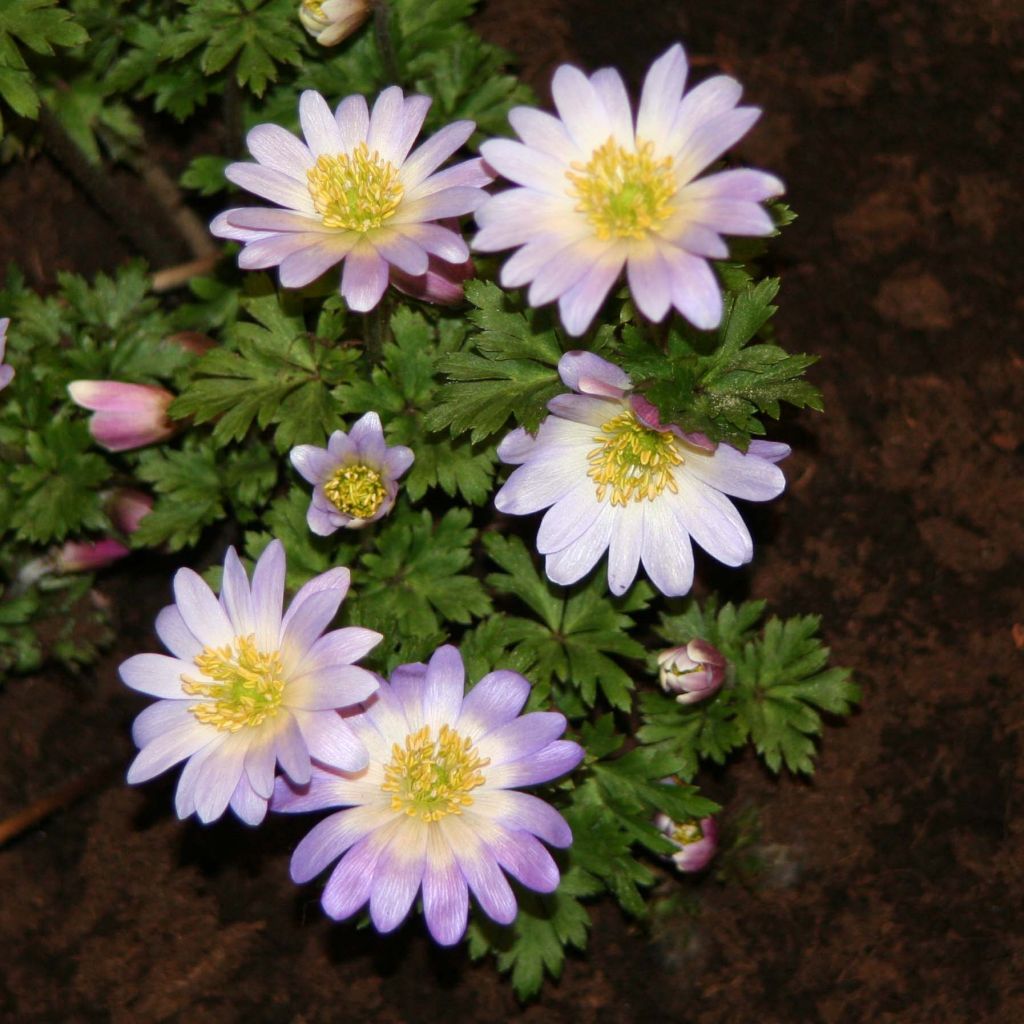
top-left (2, 1), bottom-right (1022, 1021)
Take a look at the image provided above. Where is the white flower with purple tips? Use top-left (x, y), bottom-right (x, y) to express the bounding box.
top-left (494, 351), bottom-right (790, 597)
top-left (475, 43), bottom-right (783, 335)
top-left (272, 645), bottom-right (584, 945)
top-left (212, 88), bottom-right (491, 312)
top-left (120, 541), bottom-right (382, 825)
top-left (289, 412), bottom-right (413, 535)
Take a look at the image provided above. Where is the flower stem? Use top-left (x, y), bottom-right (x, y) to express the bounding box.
top-left (363, 298), bottom-right (392, 364)
top-left (371, 0), bottom-right (402, 85)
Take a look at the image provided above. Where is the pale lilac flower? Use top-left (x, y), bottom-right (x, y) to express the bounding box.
top-left (299, 0), bottom-right (369, 46)
top-left (121, 541), bottom-right (381, 825)
top-left (68, 380), bottom-right (176, 452)
top-left (655, 814), bottom-right (718, 872)
top-left (272, 645), bottom-right (584, 945)
top-left (211, 89), bottom-right (491, 312)
top-left (0, 317), bottom-right (13, 391)
top-left (290, 412), bottom-right (413, 535)
top-left (658, 639), bottom-right (726, 704)
top-left (55, 539), bottom-right (131, 573)
top-left (495, 351), bottom-right (789, 597)
top-left (475, 44), bottom-right (784, 335)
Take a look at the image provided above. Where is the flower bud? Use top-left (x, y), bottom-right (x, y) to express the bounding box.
top-left (164, 331), bottom-right (215, 356)
top-left (655, 814), bottom-right (718, 872)
top-left (54, 539), bottom-right (131, 573)
top-left (68, 380), bottom-right (176, 453)
top-left (657, 639), bottom-right (726, 704)
top-left (298, 0), bottom-right (369, 47)
top-left (107, 488), bottom-right (153, 535)
top-left (0, 317), bottom-right (13, 392)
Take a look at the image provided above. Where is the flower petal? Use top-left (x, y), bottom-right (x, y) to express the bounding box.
top-left (173, 568), bottom-right (234, 649)
top-left (250, 539), bottom-right (285, 651)
top-left (476, 712), bottom-right (568, 769)
top-left (441, 815), bottom-right (517, 925)
top-left (275, 712), bottom-right (311, 785)
top-left (220, 546), bottom-right (254, 636)
top-left (300, 89), bottom-right (345, 157)
top-left (120, 653), bottom-right (192, 699)
top-left (544, 503), bottom-right (616, 586)
top-left (225, 163), bottom-right (315, 215)
top-left (127, 719), bottom-right (217, 784)
top-left (246, 122), bottom-right (314, 177)
top-left (421, 645), bottom-right (465, 732)
top-left (341, 246), bottom-right (390, 311)
top-left (293, 709), bottom-right (370, 771)
top-left (484, 739), bottom-right (584, 788)
top-left (155, 605), bottom-right (202, 661)
top-left (640, 497), bottom-right (695, 596)
top-left (457, 670), bottom-right (531, 739)
top-left (401, 119), bottom-right (474, 189)
top-left (292, 803), bottom-right (392, 883)
top-left (422, 826), bottom-right (469, 945)
top-left (369, 819), bottom-right (428, 932)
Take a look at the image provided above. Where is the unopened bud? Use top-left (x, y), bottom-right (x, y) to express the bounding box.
top-left (68, 380), bottom-right (177, 453)
top-left (299, 0), bottom-right (369, 46)
top-left (657, 639), bottom-right (726, 704)
top-left (55, 539), bottom-right (131, 573)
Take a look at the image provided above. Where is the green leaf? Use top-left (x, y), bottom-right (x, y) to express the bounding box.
top-left (732, 615), bottom-right (859, 774)
top-left (483, 535), bottom-right (650, 712)
top-left (172, 293), bottom-right (358, 451)
top-left (8, 421), bottom-right (109, 543)
top-left (424, 281), bottom-right (564, 442)
top-left (618, 279), bottom-right (823, 449)
top-left (467, 884), bottom-right (590, 1001)
top-left (347, 506), bottom-right (491, 650)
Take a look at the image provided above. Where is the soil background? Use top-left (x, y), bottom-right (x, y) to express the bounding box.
top-left (2, 0), bottom-right (1023, 1021)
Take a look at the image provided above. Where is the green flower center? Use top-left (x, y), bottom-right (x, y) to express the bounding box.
top-left (323, 462), bottom-right (387, 519)
top-left (181, 634), bottom-right (286, 732)
top-left (566, 136), bottom-right (676, 240)
top-left (587, 410), bottom-right (683, 506)
top-left (381, 724), bottom-right (489, 822)
top-left (306, 144), bottom-right (404, 231)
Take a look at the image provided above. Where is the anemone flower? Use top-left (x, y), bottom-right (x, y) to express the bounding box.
top-left (475, 43), bottom-right (783, 335)
top-left (494, 351), bottom-right (789, 597)
top-left (273, 645), bottom-right (584, 945)
top-left (212, 88), bottom-right (491, 312)
top-left (121, 541), bottom-right (381, 825)
top-left (289, 412), bottom-right (414, 535)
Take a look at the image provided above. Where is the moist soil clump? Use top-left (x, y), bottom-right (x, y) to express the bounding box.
top-left (2, 1), bottom-right (1022, 1021)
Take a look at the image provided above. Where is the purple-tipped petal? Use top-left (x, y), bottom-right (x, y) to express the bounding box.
top-left (250, 539), bottom-right (285, 651)
top-left (246, 123), bottom-right (314, 176)
top-left (321, 832), bottom-right (386, 919)
top-left (486, 826), bottom-right (560, 893)
top-left (369, 822), bottom-right (428, 932)
top-left (292, 805), bottom-right (390, 884)
top-left (485, 740), bottom-right (585, 789)
top-left (335, 93), bottom-right (370, 151)
top-left (421, 645), bottom-right (465, 732)
top-left (154, 605), bottom-right (202, 661)
top-left (476, 712), bottom-right (569, 769)
top-left (558, 351), bottom-right (632, 396)
top-left (422, 828), bottom-right (469, 946)
top-left (442, 816), bottom-right (517, 925)
top-left (300, 89), bottom-right (345, 157)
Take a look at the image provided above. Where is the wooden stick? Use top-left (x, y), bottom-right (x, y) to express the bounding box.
top-left (151, 255), bottom-right (220, 292)
top-left (0, 761), bottom-right (119, 847)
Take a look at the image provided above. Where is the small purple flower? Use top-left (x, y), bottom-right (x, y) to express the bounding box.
top-left (289, 412), bottom-right (413, 535)
top-left (272, 644), bottom-right (584, 945)
top-left (211, 88), bottom-right (491, 313)
top-left (494, 351), bottom-right (790, 597)
top-left (120, 541), bottom-right (382, 825)
top-left (55, 539), bottom-right (131, 573)
top-left (658, 639), bottom-right (726, 704)
top-left (475, 43), bottom-right (784, 335)
top-left (655, 814), bottom-right (718, 872)
top-left (0, 318), bottom-right (13, 391)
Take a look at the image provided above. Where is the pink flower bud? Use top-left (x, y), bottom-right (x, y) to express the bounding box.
top-left (655, 814), bottom-right (719, 872)
top-left (68, 380), bottom-right (176, 453)
top-left (657, 639), bottom-right (726, 704)
top-left (0, 317), bottom-right (14, 392)
top-left (164, 331), bottom-right (215, 356)
top-left (55, 539), bottom-right (131, 573)
top-left (108, 488), bottom-right (153, 534)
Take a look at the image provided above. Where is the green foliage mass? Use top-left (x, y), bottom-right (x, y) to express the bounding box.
top-left (0, 0), bottom-right (855, 1003)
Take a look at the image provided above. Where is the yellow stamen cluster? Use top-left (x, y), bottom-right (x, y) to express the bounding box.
top-left (672, 821), bottom-right (705, 846)
top-left (306, 144), bottom-right (403, 231)
top-left (181, 634), bottom-right (286, 732)
top-left (587, 409), bottom-right (683, 506)
top-left (566, 136), bottom-right (676, 240)
top-left (323, 462), bottom-right (387, 519)
top-left (302, 0), bottom-right (325, 15)
top-left (381, 724), bottom-right (489, 822)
